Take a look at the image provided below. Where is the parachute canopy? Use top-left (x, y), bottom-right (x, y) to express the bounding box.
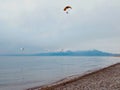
top-left (64, 6), bottom-right (72, 14)
top-left (64, 6), bottom-right (72, 11)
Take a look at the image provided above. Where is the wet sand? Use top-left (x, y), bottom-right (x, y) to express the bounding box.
top-left (27, 63), bottom-right (120, 90)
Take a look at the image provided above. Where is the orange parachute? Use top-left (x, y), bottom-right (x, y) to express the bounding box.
top-left (64, 6), bottom-right (72, 14)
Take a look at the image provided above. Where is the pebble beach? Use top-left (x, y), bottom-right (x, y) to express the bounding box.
top-left (27, 63), bottom-right (120, 90)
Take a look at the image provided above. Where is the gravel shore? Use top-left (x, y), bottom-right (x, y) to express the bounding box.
top-left (27, 63), bottom-right (120, 90)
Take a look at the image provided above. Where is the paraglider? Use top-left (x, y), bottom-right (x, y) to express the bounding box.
top-left (20, 48), bottom-right (24, 51)
top-left (64, 6), bottom-right (72, 14)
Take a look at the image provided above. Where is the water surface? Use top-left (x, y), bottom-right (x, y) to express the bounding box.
top-left (0, 56), bottom-right (120, 90)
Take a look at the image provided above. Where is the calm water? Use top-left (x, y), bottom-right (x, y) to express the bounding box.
top-left (0, 56), bottom-right (120, 90)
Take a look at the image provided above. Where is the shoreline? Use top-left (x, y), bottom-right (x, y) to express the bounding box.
top-left (27, 63), bottom-right (120, 90)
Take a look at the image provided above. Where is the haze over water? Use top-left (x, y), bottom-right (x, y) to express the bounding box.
top-left (0, 56), bottom-right (120, 90)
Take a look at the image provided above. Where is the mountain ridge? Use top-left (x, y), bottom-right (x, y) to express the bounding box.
top-left (1, 50), bottom-right (120, 56)
top-left (33, 50), bottom-right (119, 56)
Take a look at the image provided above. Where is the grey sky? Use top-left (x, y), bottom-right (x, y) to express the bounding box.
top-left (0, 0), bottom-right (120, 54)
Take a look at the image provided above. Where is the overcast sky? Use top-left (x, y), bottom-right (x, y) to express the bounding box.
top-left (0, 0), bottom-right (120, 54)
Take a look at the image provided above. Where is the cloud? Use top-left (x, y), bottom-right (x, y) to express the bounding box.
top-left (0, 0), bottom-right (120, 54)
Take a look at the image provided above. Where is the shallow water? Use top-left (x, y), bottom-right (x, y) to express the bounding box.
top-left (0, 56), bottom-right (120, 90)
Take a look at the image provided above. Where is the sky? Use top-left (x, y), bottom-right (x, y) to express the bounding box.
top-left (0, 0), bottom-right (120, 54)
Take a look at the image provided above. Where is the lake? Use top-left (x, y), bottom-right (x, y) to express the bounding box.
top-left (0, 56), bottom-right (120, 90)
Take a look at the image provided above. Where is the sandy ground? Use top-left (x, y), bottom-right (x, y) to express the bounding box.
top-left (27, 63), bottom-right (120, 90)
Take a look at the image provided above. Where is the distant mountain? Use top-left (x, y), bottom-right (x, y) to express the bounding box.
top-left (33, 50), bottom-right (119, 56)
top-left (1, 50), bottom-right (120, 56)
